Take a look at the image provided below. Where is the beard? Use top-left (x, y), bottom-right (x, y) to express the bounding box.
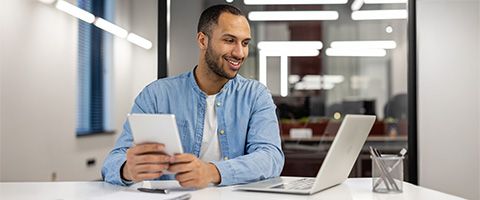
top-left (205, 45), bottom-right (237, 80)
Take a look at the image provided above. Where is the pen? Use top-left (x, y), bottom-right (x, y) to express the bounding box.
top-left (138, 187), bottom-right (170, 194)
top-left (369, 147), bottom-right (391, 191)
top-left (373, 148), bottom-right (400, 191)
top-left (373, 148), bottom-right (407, 189)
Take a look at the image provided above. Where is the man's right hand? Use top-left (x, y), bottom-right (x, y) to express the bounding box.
top-left (122, 143), bottom-right (171, 182)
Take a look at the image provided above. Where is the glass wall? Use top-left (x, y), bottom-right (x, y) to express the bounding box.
top-left (171, 0), bottom-right (410, 179)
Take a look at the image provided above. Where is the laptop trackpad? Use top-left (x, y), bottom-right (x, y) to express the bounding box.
top-left (240, 177), bottom-right (285, 189)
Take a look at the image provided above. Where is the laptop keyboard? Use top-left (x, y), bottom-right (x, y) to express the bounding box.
top-left (271, 178), bottom-right (315, 190)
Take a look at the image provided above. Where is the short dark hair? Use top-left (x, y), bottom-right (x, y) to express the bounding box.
top-left (197, 4), bottom-right (245, 37)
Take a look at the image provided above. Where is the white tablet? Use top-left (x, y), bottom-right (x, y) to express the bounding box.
top-left (127, 113), bottom-right (184, 156)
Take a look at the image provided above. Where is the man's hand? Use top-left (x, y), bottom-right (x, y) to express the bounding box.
top-left (168, 154), bottom-right (221, 189)
top-left (122, 143), bottom-right (171, 182)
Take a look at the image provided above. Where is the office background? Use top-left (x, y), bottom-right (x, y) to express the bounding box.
top-left (0, 0), bottom-right (479, 199)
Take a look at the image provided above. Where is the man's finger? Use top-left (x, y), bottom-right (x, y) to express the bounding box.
top-left (130, 143), bottom-right (165, 155)
top-left (171, 153), bottom-right (195, 163)
top-left (168, 162), bottom-right (194, 174)
top-left (175, 171), bottom-right (195, 183)
top-left (133, 154), bottom-right (170, 164)
top-left (134, 163), bottom-right (169, 174)
top-left (178, 179), bottom-right (197, 188)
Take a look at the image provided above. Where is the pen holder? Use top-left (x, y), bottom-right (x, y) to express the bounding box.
top-left (371, 155), bottom-right (404, 193)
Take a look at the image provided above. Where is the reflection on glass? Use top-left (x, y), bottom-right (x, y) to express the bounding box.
top-left (196, 0), bottom-right (409, 180)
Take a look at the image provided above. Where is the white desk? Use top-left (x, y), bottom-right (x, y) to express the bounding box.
top-left (0, 178), bottom-right (464, 200)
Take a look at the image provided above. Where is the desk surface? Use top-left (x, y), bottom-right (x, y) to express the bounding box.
top-left (0, 178), bottom-right (464, 200)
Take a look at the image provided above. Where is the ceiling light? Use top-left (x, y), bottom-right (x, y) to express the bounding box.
top-left (249, 11), bottom-right (339, 21)
top-left (280, 56), bottom-right (288, 97)
top-left (330, 40), bottom-right (397, 49)
top-left (323, 75), bottom-right (345, 83)
top-left (351, 10), bottom-right (408, 20)
top-left (364, 0), bottom-right (407, 3)
top-left (325, 48), bottom-right (386, 57)
top-left (244, 0), bottom-right (347, 5)
top-left (127, 33), bottom-right (153, 50)
top-left (38, 0), bottom-right (56, 4)
top-left (258, 41), bottom-right (323, 89)
top-left (289, 75), bottom-right (301, 84)
top-left (351, 0), bottom-right (364, 11)
top-left (385, 26), bottom-right (393, 33)
top-left (258, 41), bottom-right (323, 50)
top-left (293, 75), bottom-right (344, 90)
top-left (55, 0), bottom-right (95, 23)
top-left (260, 49), bottom-right (320, 57)
top-left (94, 18), bottom-right (128, 38)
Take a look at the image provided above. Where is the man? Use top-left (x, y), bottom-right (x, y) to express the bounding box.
top-left (102, 4), bottom-right (284, 189)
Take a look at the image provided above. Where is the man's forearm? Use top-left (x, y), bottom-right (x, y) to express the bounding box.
top-left (211, 146), bottom-right (284, 186)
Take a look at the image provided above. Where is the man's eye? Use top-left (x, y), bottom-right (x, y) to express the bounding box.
top-left (242, 41), bottom-right (250, 46)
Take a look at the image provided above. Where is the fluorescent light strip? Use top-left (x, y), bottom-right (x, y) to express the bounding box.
top-left (249, 11), bottom-right (339, 21)
top-left (244, 0), bottom-right (347, 5)
top-left (39, 0), bottom-right (56, 4)
top-left (323, 75), bottom-right (345, 83)
top-left (351, 0), bottom-right (364, 11)
top-left (293, 75), bottom-right (344, 90)
top-left (258, 41), bottom-right (323, 50)
top-left (51, 0), bottom-right (153, 50)
top-left (330, 40), bottom-right (397, 49)
top-left (351, 10), bottom-right (407, 20)
top-left (259, 49), bottom-right (320, 89)
top-left (127, 33), bottom-right (153, 50)
top-left (280, 56), bottom-right (288, 97)
top-left (325, 48), bottom-right (386, 57)
top-left (259, 52), bottom-right (267, 86)
top-left (94, 18), bottom-right (128, 38)
top-left (364, 0), bottom-right (407, 3)
top-left (55, 0), bottom-right (95, 23)
top-left (260, 49), bottom-right (320, 57)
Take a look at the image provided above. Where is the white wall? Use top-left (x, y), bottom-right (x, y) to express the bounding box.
top-left (169, 0), bottom-right (203, 76)
top-left (129, 0), bottom-right (158, 97)
top-left (0, 0), bottom-right (157, 181)
top-left (417, 0), bottom-right (480, 199)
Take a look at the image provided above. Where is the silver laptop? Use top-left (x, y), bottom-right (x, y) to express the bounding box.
top-left (235, 114), bottom-right (376, 195)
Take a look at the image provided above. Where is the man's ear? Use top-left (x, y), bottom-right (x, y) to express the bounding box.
top-left (197, 32), bottom-right (208, 50)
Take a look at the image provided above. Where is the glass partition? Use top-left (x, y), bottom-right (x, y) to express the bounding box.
top-left (170, 0), bottom-right (410, 180)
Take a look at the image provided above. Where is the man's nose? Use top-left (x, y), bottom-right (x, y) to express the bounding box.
top-left (232, 43), bottom-right (245, 59)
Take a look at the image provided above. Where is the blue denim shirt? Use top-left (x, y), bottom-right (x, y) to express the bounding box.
top-left (102, 69), bottom-right (284, 186)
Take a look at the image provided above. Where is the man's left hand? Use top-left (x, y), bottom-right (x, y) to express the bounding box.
top-left (168, 154), bottom-right (221, 189)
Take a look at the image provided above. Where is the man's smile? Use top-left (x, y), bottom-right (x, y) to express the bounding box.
top-left (224, 56), bottom-right (242, 71)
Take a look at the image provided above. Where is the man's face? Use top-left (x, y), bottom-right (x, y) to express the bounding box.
top-left (204, 12), bottom-right (251, 79)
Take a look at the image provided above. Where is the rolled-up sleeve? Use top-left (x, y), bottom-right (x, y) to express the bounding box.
top-left (211, 86), bottom-right (284, 186)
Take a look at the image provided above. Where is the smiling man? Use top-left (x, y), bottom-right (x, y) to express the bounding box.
top-left (102, 4), bottom-right (284, 189)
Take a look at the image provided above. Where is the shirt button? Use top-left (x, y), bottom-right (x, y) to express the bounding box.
top-left (224, 156), bottom-right (229, 160)
top-left (216, 102), bottom-right (221, 107)
top-left (219, 130), bottom-right (225, 135)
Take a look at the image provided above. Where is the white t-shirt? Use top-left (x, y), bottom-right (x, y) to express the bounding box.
top-left (199, 94), bottom-right (221, 162)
